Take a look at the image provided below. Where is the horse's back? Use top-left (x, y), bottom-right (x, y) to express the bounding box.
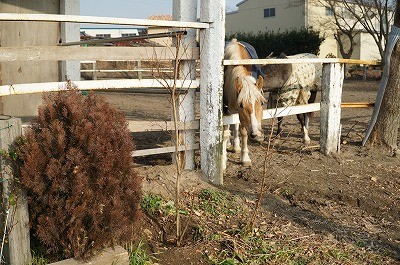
top-left (287, 53), bottom-right (322, 92)
top-left (267, 53), bottom-right (322, 108)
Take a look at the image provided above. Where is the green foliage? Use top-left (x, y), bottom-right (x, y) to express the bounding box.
top-left (127, 241), bottom-right (154, 265)
top-left (328, 249), bottom-right (349, 260)
top-left (15, 87), bottom-right (141, 259)
top-left (226, 28), bottom-right (325, 58)
top-left (0, 148), bottom-right (19, 162)
top-left (30, 255), bottom-right (48, 265)
top-left (141, 194), bottom-right (163, 215)
top-left (141, 194), bottom-right (174, 216)
top-left (30, 249), bottom-right (49, 265)
top-left (198, 189), bottom-right (238, 217)
top-left (140, 193), bottom-right (175, 216)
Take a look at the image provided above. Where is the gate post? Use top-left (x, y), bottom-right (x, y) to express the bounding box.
top-left (320, 63), bottom-right (344, 155)
top-left (172, 0), bottom-right (197, 170)
top-left (199, 0), bottom-right (225, 184)
top-left (0, 117), bottom-right (31, 265)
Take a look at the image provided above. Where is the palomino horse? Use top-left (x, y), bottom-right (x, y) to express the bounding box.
top-left (223, 39), bottom-right (265, 169)
top-left (262, 53), bottom-right (322, 144)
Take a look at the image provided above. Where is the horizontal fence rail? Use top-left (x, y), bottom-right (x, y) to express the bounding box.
top-left (0, 13), bottom-right (209, 29)
top-left (60, 31), bottom-right (187, 46)
top-left (223, 58), bottom-right (380, 66)
top-left (223, 103), bottom-right (321, 125)
top-left (0, 79), bottom-right (199, 96)
top-left (0, 46), bottom-right (200, 62)
top-left (132, 143), bottom-right (199, 157)
top-left (131, 104), bottom-right (321, 156)
top-left (128, 120), bottom-right (200, 132)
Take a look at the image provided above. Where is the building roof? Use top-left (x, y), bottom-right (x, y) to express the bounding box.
top-left (226, 10), bottom-right (239, 15)
top-left (236, 0), bottom-right (249, 7)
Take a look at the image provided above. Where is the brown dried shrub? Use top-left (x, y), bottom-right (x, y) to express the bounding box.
top-left (16, 88), bottom-right (141, 259)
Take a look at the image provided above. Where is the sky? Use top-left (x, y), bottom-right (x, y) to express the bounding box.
top-left (80, 0), bottom-right (241, 19)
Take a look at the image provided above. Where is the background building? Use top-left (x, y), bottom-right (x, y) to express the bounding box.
top-left (80, 27), bottom-right (141, 39)
top-left (226, 0), bottom-right (391, 60)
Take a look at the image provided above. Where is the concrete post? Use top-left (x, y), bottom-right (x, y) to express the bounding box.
top-left (320, 63), bottom-right (344, 155)
top-left (60, 0), bottom-right (80, 81)
top-left (199, 0), bottom-right (225, 184)
top-left (0, 117), bottom-right (31, 265)
top-left (172, 0), bottom-right (197, 170)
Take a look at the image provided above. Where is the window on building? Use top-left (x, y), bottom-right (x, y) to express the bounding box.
top-left (121, 33), bottom-right (137, 37)
top-left (96, 34), bottom-right (111, 38)
top-left (325, 6), bottom-right (334, 16)
top-left (264, 8), bottom-right (276, 18)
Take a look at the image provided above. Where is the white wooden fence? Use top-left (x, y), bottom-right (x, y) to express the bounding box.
top-left (0, 9), bottom-right (380, 185)
top-left (0, 3), bottom-right (382, 263)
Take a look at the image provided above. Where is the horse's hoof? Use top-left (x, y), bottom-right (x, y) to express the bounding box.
top-left (303, 138), bottom-right (311, 145)
top-left (234, 148), bottom-right (241, 154)
top-left (241, 161), bottom-right (252, 167)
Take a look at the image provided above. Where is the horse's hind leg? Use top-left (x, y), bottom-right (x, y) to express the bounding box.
top-left (302, 90), bottom-right (317, 144)
top-left (297, 113), bottom-right (311, 145)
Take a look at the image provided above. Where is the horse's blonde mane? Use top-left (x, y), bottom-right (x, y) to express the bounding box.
top-left (225, 39), bottom-right (265, 106)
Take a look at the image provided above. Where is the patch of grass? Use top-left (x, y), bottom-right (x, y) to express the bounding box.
top-left (127, 241), bottom-right (154, 265)
top-left (30, 250), bottom-right (49, 265)
top-left (193, 225), bottom-right (204, 241)
top-left (140, 194), bottom-right (174, 216)
top-left (355, 240), bottom-right (367, 248)
top-left (198, 189), bottom-right (239, 217)
top-left (328, 248), bottom-right (349, 261)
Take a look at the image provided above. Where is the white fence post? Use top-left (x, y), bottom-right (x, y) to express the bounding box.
top-left (60, 0), bottom-right (80, 81)
top-left (199, 0), bottom-right (225, 184)
top-left (0, 118), bottom-right (31, 265)
top-left (136, 60), bottom-right (142, 79)
top-left (320, 63), bottom-right (344, 155)
top-left (172, 0), bottom-right (197, 170)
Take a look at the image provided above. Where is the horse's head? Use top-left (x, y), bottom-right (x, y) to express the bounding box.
top-left (236, 74), bottom-right (265, 142)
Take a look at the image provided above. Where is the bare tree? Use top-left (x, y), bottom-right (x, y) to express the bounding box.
top-left (319, 0), bottom-right (360, 59)
top-left (329, 0), bottom-right (394, 64)
top-left (295, 0), bottom-right (395, 63)
top-left (364, 0), bottom-right (400, 154)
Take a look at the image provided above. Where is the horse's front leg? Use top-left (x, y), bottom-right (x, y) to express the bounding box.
top-left (222, 124), bottom-right (230, 171)
top-left (232, 123), bottom-right (241, 153)
top-left (240, 126), bottom-right (251, 167)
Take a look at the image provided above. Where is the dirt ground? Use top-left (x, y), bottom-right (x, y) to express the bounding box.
top-left (97, 77), bottom-right (400, 264)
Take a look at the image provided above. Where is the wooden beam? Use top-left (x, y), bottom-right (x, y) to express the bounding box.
top-left (341, 102), bottom-right (375, 108)
top-left (0, 13), bottom-right (209, 29)
top-left (173, 0), bottom-right (198, 170)
top-left (60, 31), bottom-right (187, 46)
top-left (0, 46), bottom-right (200, 62)
top-left (222, 103), bottom-right (321, 125)
top-left (0, 79), bottom-right (199, 96)
top-left (199, 0), bottom-right (225, 185)
top-left (128, 120), bottom-right (199, 132)
top-left (320, 63), bottom-right (344, 155)
top-left (0, 118), bottom-right (31, 265)
top-left (132, 143), bottom-right (199, 157)
top-left (223, 58), bottom-right (380, 66)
